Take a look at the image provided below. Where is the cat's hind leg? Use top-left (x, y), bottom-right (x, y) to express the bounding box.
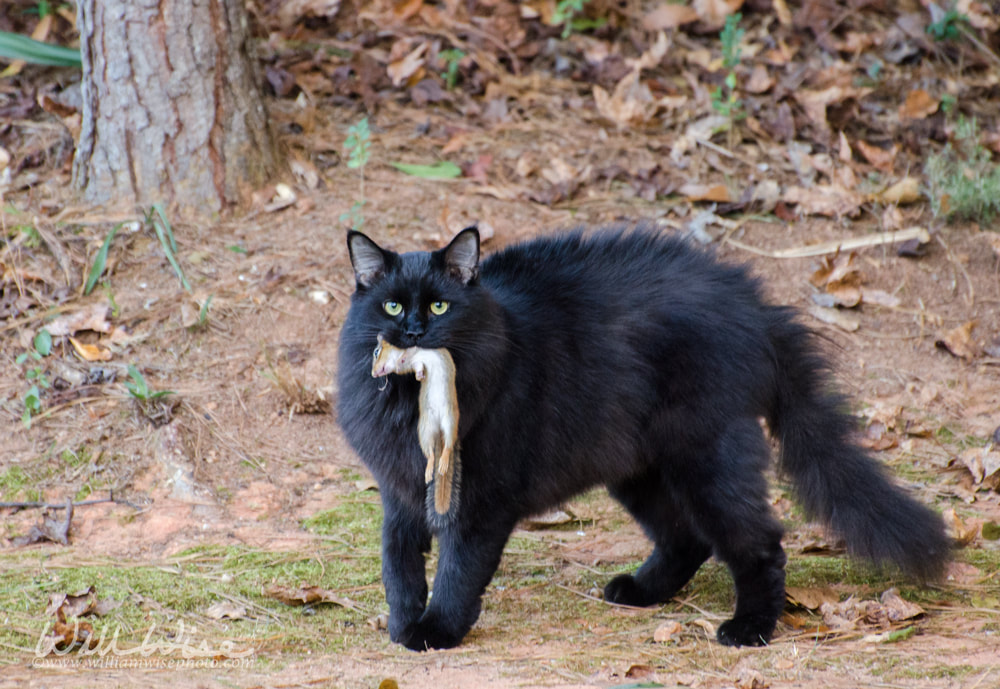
top-left (686, 419), bottom-right (787, 647)
top-left (604, 470), bottom-right (712, 607)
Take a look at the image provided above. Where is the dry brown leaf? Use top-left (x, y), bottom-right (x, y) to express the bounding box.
top-left (807, 305), bottom-right (860, 332)
top-left (693, 0), bottom-right (744, 27)
top-left (786, 586), bottom-right (839, 610)
top-left (68, 336), bottom-right (112, 362)
top-left (811, 251), bottom-right (862, 309)
top-left (277, 0), bottom-right (341, 30)
top-left (679, 183), bottom-right (733, 203)
top-left (784, 184), bottom-right (864, 218)
top-left (898, 89), bottom-right (939, 121)
top-left (795, 86), bottom-right (871, 135)
top-left (958, 447), bottom-right (1000, 485)
top-left (522, 508), bottom-right (573, 528)
top-left (653, 619), bottom-right (682, 642)
top-left (642, 3), bottom-right (699, 30)
top-left (878, 177), bottom-right (921, 205)
top-left (854, 140), bottom-right (898, 172)
top-left (46, 303), bottom-right (112, 337)
top-left (744, 64), bottom-right (774, 94)
top-left (935, 321), bottom-right (980, 360)
top-left (734, 668), bottom-right (769, 689)
top-left (265, 584), bottom-right (361, 612)
top-left (50, 608), bottom-right (99, 652)
top-left (943, 507), bottom-right (980, 545)
top-left (820, 589), bottom-right (923, 633)
top-left (838, 131), bottom-right (852, 163)
top-left (861, 288), bottom-right (902, 308)
top-left (206, 601), bottom-right (248, 620)
top-left (387, 42), bottom-right (427, 88)
top-left (46, 587), bottom-right (96, 618)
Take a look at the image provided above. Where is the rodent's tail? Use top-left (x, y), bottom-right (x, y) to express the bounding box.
top-left (766, 310), bottom-right (950, 581)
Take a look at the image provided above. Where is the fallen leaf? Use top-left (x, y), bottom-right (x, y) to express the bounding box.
top-left (861, 288), bottom-right (901, 308)
top-left (46, 587), bottom-right (96, 618)
top-left (625, 663), bottom-right (656, 679)
top-left (387, 42), bottom-right (427, 88)
top-left (692, 0), bottom-right (743, 27)
top-left (898, 89), bottom-right (939, 121)
top-left (653, 620), bottom-right (682, 642)
top-left (46, 302), bottom-right (112, 337)
top-left (642, 3), bottom-right (699, 30)
top-left (942, 508), bottom-right (979, 545)
top-left (879, 588), bottom-right (925, 623)
top-left (935, 321), bottom-right (980, 360)
top-left (263, 183), bottom-right (297, 213)
top-left (786, 586), bottom-right (840, 610)
top-left (12, 502), bottom-right (73, 546)
top-left (265, 584), bottom-right (361, 612)
top-left (807, 305), bottom-right (860, 332)
top-left (68, 336), bottom-right (112, 362)
top-left (679, 182), bottom-right (733, 203)
top-left (734, 667), bottom-right (769, 689)
top-left (784, 184), bottom-right (863, 218)
top-left (206, 601), bottom-right (248, 620)
top-left (390, 161), bottom-right (463, 179)
top-left (878, 177), bottom-right (921, 205)
top-left (744, 63), bottom-right (774, 94)
top-left (854, 140), bottom-right (897, 172)
top-left (810, 252), bottom-right (862, 307)
top-left (593, 73), bottom-right (656, 127)
top-left (50, 608), bottom-right (98, 652)
top-left (958, 447), bottom-right (1000, 485)
top-left (522, 508), bottom-right (574, 528)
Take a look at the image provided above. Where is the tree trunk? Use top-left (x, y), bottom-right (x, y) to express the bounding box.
top-left (72, 0), bottom-right (281, 217)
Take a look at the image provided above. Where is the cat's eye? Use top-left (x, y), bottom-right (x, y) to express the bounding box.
top-left (383, 300), bottom-right (403, 317)
top-left (429, 301), bottom-right (450, 316)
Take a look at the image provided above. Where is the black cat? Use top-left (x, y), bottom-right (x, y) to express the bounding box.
top-left (336, 225), bottom-right (950, 651)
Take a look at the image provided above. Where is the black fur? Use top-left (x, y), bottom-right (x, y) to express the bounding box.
top-left (336, 226), bottom-right (950, 651)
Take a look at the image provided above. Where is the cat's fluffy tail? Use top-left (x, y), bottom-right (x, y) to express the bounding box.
top-left (766, 311), bottom-right (950, 582)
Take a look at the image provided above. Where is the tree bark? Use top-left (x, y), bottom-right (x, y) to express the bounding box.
top-left (72, 0), bottom-right (281, 217)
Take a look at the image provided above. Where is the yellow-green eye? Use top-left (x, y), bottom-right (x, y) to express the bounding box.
top-left (383, 301), bottom-right (403, 317)
top-left (429, 301), bottom-right (449, 316)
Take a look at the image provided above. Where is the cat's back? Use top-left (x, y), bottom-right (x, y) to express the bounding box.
top-left (479, 226), bottom-right (757, 313)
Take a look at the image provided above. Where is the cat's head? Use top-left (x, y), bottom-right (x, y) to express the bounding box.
top-left (347, 227), bottom-right (481, 349)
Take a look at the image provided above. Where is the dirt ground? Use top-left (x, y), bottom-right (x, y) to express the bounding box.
top-left (3, 5), bottom-right (1000, 688)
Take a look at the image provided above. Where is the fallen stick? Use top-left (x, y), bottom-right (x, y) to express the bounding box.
top-left (724, 226), bottom-right (931, 259)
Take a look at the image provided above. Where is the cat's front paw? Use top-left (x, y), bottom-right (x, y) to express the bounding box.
top-left (716, 615), bottom-right (776, 647)
top-left (603, 574), bottom-right (658, 607)
top-left (396, 614), bottom-right (464, 651)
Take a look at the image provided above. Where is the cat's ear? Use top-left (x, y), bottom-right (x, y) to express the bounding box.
top-left (347, 231), bottom-right (389, 288)
top-left (440, 226), bottom-right (480, 284)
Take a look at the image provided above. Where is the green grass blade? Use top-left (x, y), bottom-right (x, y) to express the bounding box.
top-left (149, 204), bottom-right (190, 292)
top-left (0, 31), bottom-right (81, 67)
top-left (84, 223), bottom-right (121, 295)
top-left (390, 161), bottom-right (462, 179)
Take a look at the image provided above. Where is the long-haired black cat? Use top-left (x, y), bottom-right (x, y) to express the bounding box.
top-left (337, 225), bottom-right (949, 651)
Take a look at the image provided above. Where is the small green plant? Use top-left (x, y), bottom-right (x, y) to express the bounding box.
top-left (711, 12), bottom-right (746, 143)
top-left (146, 204), bottom-right (191, 292)
top-left (84, 222), bottom-right (121, 295)
top-left (924, 116), bottom-right (1000, 223)
top-left (16, 329), bottom-right (52, 428)
top-left (926, 3), bottom-right (969, 42)
top-left (124, 364), bottom-right (174, 402)
top-left (339, 117), bottom-right (371, 229)
top-left (552, 0), bottom-right (605, 38)
top-left (439, 49), bottom-right (465, 90)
